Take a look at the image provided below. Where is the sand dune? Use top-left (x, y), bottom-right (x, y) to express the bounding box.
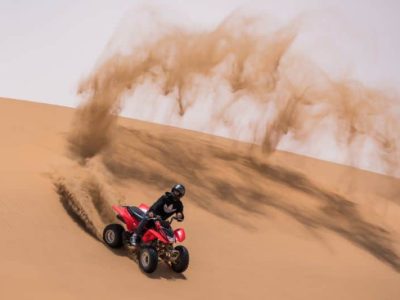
top-left (0, 97), bottom-right (399, 300)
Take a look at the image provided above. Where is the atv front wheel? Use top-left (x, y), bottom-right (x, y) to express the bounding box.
top-left (103, 224), bottom-right (124, 248)
top-left (139, 247), bottom-right (158, 273)
top-left (171, 245), bottom-right (189, 273)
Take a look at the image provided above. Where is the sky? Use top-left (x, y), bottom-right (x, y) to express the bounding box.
top-left (1, 0), bottom-right (400, 106)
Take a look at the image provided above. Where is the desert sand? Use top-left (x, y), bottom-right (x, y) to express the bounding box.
top-left (0, 97), bottom-right (399, 300)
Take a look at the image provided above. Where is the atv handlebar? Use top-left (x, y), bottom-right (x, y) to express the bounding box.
top-left (147, 215), bottom-right (183, 224)
top-left (169, 216), bottom-right (183, 224)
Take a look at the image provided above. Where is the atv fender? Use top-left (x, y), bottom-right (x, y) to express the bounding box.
top-left (142, 229), bottom-right (169, 244)
top-left (112, 205), bottom-right (137, 231)
top-left (174, 228), bottom-right (186, 242)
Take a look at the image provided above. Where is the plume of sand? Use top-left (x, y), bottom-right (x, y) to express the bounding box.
top-left (69, 13), bottom-right (400, 175)
top-left (52, 158), bottom-right (123, 240)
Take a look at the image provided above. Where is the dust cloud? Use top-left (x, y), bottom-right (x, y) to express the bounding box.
top-left (68, 12), bottom-right (399, 175)
top-left (52, 158), bottom-right (122, 240)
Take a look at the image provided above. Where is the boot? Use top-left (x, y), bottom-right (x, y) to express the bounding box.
top-left (130, 233), bottom-right (140, 246)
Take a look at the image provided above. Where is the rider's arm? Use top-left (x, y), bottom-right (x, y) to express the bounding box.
top-left (176, 202), bottom-right (184, 221)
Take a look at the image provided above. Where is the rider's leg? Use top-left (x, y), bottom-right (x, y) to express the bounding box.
top-left (131, 216), bottom-right (152, 245)
top-left (135, 217), bottom-right (148, 240)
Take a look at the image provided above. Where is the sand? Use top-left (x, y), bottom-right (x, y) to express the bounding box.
top-left (0, 97), bottom-right (399, 300)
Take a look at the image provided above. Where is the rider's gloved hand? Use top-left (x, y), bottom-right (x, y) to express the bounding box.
top-left (148, 211), bottom-right (155, 218)
top-left (176, 212), bottom-right (183, 222)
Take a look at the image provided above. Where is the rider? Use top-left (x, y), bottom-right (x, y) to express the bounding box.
top-left (130, 184), bottom-right (185, 246)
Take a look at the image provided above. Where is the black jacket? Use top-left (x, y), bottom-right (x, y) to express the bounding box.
top-left (149, 192), bottom-right (184, 220)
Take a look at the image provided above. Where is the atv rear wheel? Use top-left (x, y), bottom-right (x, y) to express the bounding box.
top-left (103, 224), bottom-right (124, 248)
top-left (171, 245), bottom-right (189, 273)
top-left (139, 247), bottom-right (158, 273)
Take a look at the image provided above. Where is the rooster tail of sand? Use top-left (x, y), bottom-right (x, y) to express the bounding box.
top-left (69, 12), bottom-right (400, 176)
top-left (52, 159), bottom-right (122, 241)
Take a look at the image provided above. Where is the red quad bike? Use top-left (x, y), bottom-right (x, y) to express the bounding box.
top-left (103, 204), bottom-right (189, 274)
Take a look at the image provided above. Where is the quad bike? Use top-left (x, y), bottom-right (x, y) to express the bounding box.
top-left (103, 203), bottom-right (189, 274)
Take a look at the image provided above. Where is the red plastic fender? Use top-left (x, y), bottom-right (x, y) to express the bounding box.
top-left (174, 228), bottom-right (186, 242)
top-left (138, 203), bottom-right (149, 213)
top-left (112, 205), bottom-right (137, 232)
top-left (142, 229), bottom-right (169, 244)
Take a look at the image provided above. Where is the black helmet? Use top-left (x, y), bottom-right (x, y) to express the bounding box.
top-left (171, 184), bottom-right (185, 198)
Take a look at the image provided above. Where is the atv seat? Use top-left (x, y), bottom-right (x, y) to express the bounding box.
top-left (127, 206), bottom-right (146, 220)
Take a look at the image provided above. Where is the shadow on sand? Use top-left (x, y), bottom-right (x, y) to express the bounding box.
top-left (106, 247), bottom-right (186, 280)
top-left (96, 126), bottom-right (400, 272)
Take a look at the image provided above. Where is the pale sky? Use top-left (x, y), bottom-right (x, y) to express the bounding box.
top-left (1, 0), bottom-right (399, 106)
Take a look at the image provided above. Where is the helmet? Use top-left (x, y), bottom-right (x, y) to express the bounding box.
top-left (171, 184), bottom-right (185, 198)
